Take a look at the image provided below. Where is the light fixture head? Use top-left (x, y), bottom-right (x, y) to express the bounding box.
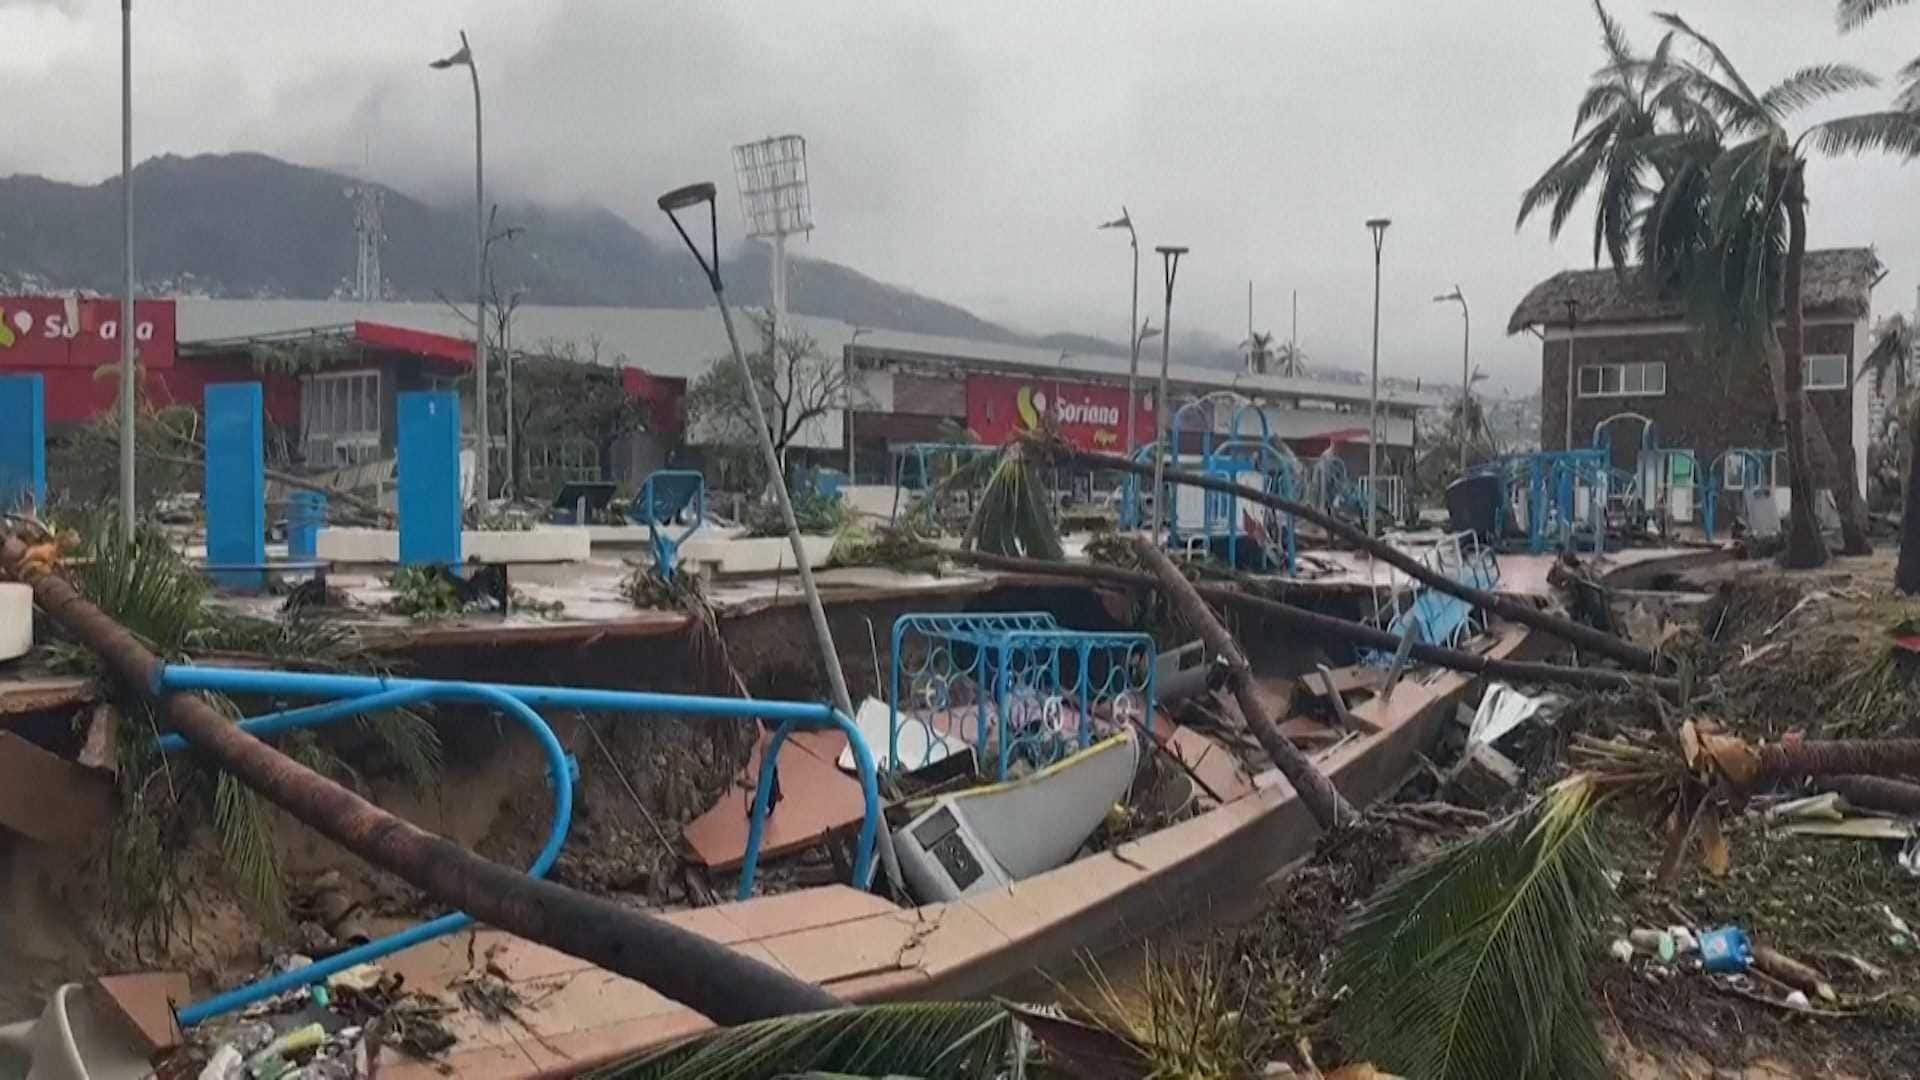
top-left (1154, 244), bottom-right (1189, 256)
top-left (658, 182), bottom-right (718, 213)
top-left (1365, 217), bottom-right (1392, 232)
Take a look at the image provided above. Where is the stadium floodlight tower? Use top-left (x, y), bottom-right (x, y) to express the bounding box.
top-left (732, 133), bottom-right (813, 344)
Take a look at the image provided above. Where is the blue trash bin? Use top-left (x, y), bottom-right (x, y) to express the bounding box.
top-left (288, 491), bottom-right (329, 559)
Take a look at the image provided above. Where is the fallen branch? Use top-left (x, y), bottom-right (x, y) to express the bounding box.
top-left (1132, 539), bottom-right (1356, 830)
top-left (0, 535), bottom-right (837, 1025)
top-left (946, 548), bottom-right (1679, 697)
top-left (145, 449), bottom-right (394, 524)
top-left (1052, 445), bottom-right (1657, 671)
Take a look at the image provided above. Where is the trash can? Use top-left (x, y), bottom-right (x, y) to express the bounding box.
top-left (1445, 473), bottom-right (1503, 544)
top-left (288, 491), bottom-right (329, 559)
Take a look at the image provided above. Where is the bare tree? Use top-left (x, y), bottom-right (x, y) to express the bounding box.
top-left (685, 313), bottom-right (851, 487)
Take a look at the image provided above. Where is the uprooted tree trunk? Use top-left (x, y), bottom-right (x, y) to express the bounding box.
top-left (0, 535), bottom-right (839, 1025)
top-left (1801, 402), bottom-right (1872, 557)
top-left (1707, 733), bottom-right (1920, 794)
top-left (1131, 538), bottom-right (1356, 830)
top-left (1053, 445), bottom-right (1656, 671)
top-left (1897, 396), bottom-right (1920, 595)
top-left (949, 547), bottom-right (1679, 696)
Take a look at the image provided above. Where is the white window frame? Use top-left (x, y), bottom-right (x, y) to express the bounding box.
top-left (1804, 354), bottom-right (1848, 391)
top-left (301, 369), bottom-right (382, 467)
top-left (1577, 361), bottom-right (1667, 398)
top-left (1722, 449), bottom-right (1788, 491)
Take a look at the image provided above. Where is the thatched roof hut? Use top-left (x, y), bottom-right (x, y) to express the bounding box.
top-left (1505, 248), bottom-right (1882, 334)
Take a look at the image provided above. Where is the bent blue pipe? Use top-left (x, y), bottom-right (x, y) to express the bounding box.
top-left (171, 682), bottom-right (572, 1027)
top-left (153, 663), bottom-right (880, 1024)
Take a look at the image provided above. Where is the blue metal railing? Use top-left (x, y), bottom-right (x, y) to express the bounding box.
top-left (153, 664), bottom-right (881, 1026)
top-left (888, 613), bottom-right (1155, 779)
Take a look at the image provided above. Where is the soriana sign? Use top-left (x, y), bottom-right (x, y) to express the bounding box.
top-left (0, 296), bottom-right (177, 370)
top-left (966, 373), bottom-right (1154, 451)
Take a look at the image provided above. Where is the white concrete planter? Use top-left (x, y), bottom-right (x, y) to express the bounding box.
top-left (316, 527), bottom-right (591, 565)
top-left (0, 582), bottom-right (30, 662)
top-left (679, 534), bottom-right (836, 574)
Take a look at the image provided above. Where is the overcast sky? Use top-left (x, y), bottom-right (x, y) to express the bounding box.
top-left (3, 0), bottom-right (1919, 393)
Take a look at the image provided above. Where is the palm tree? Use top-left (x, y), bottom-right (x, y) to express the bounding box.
top-left (1271, 340), bottom-right (1309, 378)
top-left (1240, 329), bottom-right (1276, 374)
top-left (1523, 3), bottom-right (1920, 566)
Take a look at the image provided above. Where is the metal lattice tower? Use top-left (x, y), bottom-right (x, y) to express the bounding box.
top-left (731, 134), bottom-right (812, 322)
top-left (348, 182), bottom-right (385, 302)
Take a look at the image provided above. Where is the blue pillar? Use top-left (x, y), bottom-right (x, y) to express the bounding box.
top-left (398, 391), bottom-right (462, 566)
top-left (205, 383), bottom-right (266, 592)
top-left (0, 374), bottom-right (45, 515)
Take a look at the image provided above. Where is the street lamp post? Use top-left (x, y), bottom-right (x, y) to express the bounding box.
top-left (1434, 286), bottom-right (1470, 474)
top-left (1099, 209), bottom-right (1141, 460)
top-left (118, 0), bottom-right (135, 542)
top-left (657, 183), bottom-right (855, 724)
top-left (845, 326), bottom-right (870, 479)
top-left (431, 32), bottom-right (487, 504)
top-left (1561, 298), bottom-right (1579, 451)
top-left (1149, 245), bottom-right (1188, 539)
top-left (1365, 218), bottom-right (1391, 536)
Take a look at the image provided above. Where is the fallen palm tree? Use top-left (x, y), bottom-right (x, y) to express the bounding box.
top-left (1046, 442), bottom-right (1657, 672)
top-left (945, 547), bottom-right (1679, 696)
top-left (0, 531), bottom-right (839, 1026)
top-left (1131, 537), bottom-right (1357, 830)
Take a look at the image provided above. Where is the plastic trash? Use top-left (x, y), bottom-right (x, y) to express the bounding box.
top-left (1784, 990), bottom-right (1810, 1010)
top-left (1668, 926), bottom-right (1699, 955)
top-left (1629, 928), bottom-right (1676, 962)
top-left (1699, 926), bottom-right (1753, 973)
top-left (197, 1044), bottom-right (243, 1080)
top-left (1608, 938), bottom-right (1635, 964)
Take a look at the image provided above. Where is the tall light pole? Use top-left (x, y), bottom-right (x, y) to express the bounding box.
top-left (431, 32), bottom-right (487, 503)
top-left (1099, 209), bottom-right (1140, 459)
top-left (845, 326), bottom-right (869, 478)
top-left (1149, 245), bottom-right (1188, 538)
top-left (1365, 218), bottom-right (1391, 536)
top-left (118, 0), bottom-right (135, 542)
top-left (1562, 298), bottom-right (1579, 451)
top-left (1434, 286), bottom-right (1470, 474)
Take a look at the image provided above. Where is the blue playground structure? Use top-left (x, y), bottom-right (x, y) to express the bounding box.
top-left (889, 442), bottom-right (998, 529)
top-left (1460, 449), bottom-right (1612, 554)
top-left (629, 469), bottom-right (706, 581)
top-left (0, 374), bottom-right (45, 515)
top-left (1122, 393), bottom-right (1300, 572)
top-left (889, 612), bottom-right (1156, 780)
top-left (1702, 448), bottom-right (1776, 542)
top-left (152, 664), bottom-right (881, 1027)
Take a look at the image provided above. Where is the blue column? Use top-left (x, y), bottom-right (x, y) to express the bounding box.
top-left (205, 383), bottom-right (265, 591)
top-left (398, 391), bottom-right (462, 566)
top-left (0, 374), bottom-right (45, 515)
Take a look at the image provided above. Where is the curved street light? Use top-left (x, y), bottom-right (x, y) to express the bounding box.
top-left (1365, 218), bottom-right (1391, 536)
top-left (1434, 286), bottom-right (1470, 474)
top-left (1099, 209), bottom-right (1141, 459)
top-left (656, 181), bottom-right (854, 726)
top-left (431, 31), bottom-right (488, 502)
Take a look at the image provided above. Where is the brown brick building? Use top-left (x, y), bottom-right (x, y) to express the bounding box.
top-left (1507, 248), bottom-right (1880, 495)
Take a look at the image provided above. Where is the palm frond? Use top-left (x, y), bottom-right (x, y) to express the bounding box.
top-left (964, 444), bottom-right (1064, 561)
top-left (213, 769), bottom-right (285, 917)
top-left (1808, 109), bottom-right (1920, 158)
top-left (354, 708), bottom-right (444, 789)
top-left (1653, 12), bottom-right (1768, 117)
top-left (587, 1001), bottom-right (1018, 1080)
top-left (1332, 778), bottom-right (1616, 1080)
top-left (1838, 0), bottom-right (1913, 32)
top-left (1760, 64), bottom-right (1878, 117)
top-left (66, 521), bottom-right (208, 658)
top-left (1591, 0), bottom-right (1633, 72)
